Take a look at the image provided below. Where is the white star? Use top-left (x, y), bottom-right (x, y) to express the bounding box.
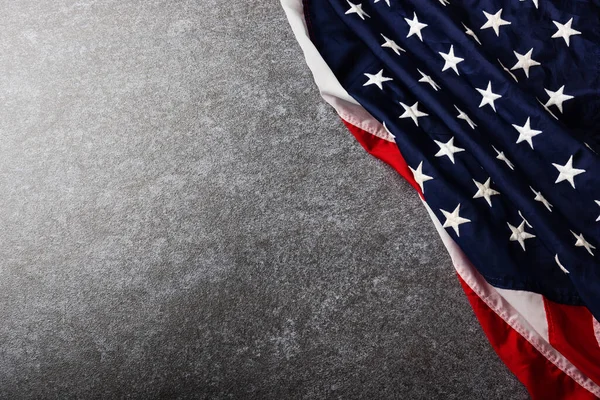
top-left (512, 117), bottom-right (542, 149)
top-left (409, 161), bottom-right (433, 193)
top-left (440, 204), bottom-right (471, 237)
top-left (473, 178), bottom-right (500, 207)
top-left (382, 121), bottom-right (395, 139)
top-left (363, 69), bottom-right (393, 90)
top-left (476, 81), bottom-right (502, 112)
top-left (498, 59), bottom-right (518, 82)
top-left (510, 48), bottom-right (541, 78)
top-left (552, 155), bottom-right (586, 189)
top-left (399, 101), bottom-right (428, 126)
top-left (595, 200), bottom-right (600, 222)
top-left (492, 145), bottom-right (514, 170)
top-left (519, 0), bottom-right (539, 9)
top-left (481, 9), bottom-right (511, 37)
top-left (544, 86), bottom-right (574, 113)
top-left (454, 105), bottom-right (476, 129)
top-left (554, 254), bottom-right (569, 274)
top-left (519, 210), bottom-right (533, 229)
top-left (462, 22), bottom-right (481, 45)
top-left (380, 34), bottom-right (405, 55)
top-left (439, 0), bottom-right (450, 6)
top-left (345, 1), bottom-right (370, 20)
top-left (508, 221), bottom-right (536, 251)
top-left (530, 187), bottom-right (553, 212)
top-left (552, 18), bottom-right (581, 46)
top-left (374, 0), bottom-right (391, 6)
top-left (537, 97), bottom-right (559, 120)
top-left (571, 231), bottom-right (596, 256)
top-left (585, 142), bottom-right (598, 155)
top-left (434, 137), bottom-right (465, 164)
top-left (439, 45), bottom-right (464, 75)
top-left (417, 69), bottom-right (440, 91)
top-left (405, 12), bottom-right (428, 41)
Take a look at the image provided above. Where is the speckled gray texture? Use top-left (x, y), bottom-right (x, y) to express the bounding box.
top-left (0, 1), bottom-right (529, 398)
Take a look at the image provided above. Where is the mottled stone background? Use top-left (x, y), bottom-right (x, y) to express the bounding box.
top-left (0, 0), bottom-right (529, 398)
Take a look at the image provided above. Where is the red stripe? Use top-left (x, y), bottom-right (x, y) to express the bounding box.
top-left (341, 117), bottom-right (598, 399)
top-left (544, 298), bottom-right (600, 385)
top-left (341, 120), bottom-right (423, 196)
top-left (458, 276), bottom-right (597, 400)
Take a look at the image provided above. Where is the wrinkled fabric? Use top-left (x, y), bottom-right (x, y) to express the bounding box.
top-left (305, 0), bottom-right (600, 319)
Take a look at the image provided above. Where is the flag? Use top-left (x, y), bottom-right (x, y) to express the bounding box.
top-left (281, 0), bottom-right (600, 398)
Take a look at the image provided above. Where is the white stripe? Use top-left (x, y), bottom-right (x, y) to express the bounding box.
top-left (495, 287), bottom-right (549, 341)
top-left (422, 200), bottom-right (600, 396)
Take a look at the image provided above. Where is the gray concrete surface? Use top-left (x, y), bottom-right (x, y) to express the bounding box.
top-left (0, 1), bottom-right (530, 398)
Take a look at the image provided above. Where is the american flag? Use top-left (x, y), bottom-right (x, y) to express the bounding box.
top-left (281, 0), bottom-right (600, 398)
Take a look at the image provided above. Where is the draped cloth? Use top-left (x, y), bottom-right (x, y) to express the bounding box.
top-left (281, 0), bottom-right (600, 398)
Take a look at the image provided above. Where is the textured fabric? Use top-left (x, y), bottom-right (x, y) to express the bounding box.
top-left (282, 0), bottom-right (600, 397)
top-left (341, 98), bottom-right (600, 398)
top-left (305, 0), bottom-right (600, 319)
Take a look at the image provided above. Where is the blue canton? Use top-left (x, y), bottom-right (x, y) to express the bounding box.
top-left (306, 0), bottom-right (600, 319)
